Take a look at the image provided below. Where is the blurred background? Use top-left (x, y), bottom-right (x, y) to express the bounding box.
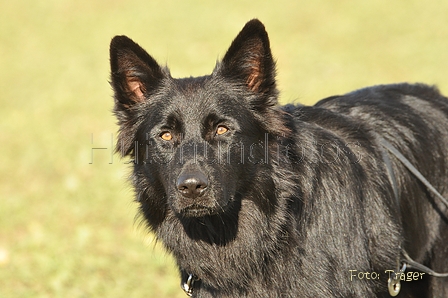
top-left (1, 0), bottom-right (447, 297)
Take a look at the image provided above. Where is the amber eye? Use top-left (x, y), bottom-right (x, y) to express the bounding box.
top-left (160, 132), bottom-right (173, 141)
top-left (216, 125), bottom-right (229, 136)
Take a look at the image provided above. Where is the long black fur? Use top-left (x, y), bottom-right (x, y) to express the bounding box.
top-left (110, 19), bottom-right (448, 297)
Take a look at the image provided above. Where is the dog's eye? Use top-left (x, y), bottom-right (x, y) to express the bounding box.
top-left (160, 131), bottom-right (173, 141)
top-left (216, 125), bottom-right (229, 136)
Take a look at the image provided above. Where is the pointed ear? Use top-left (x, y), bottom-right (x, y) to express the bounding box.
top-left (109, 36), bottom-right (166, 108)
top-left (217, 19), bottom-right (276, 94)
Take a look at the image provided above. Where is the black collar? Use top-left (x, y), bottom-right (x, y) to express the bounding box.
top-left (380, 137), bottom-right (448, 296)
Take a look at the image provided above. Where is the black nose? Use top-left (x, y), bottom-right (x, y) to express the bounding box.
top-left (176, 171), bottom-right (208, 198)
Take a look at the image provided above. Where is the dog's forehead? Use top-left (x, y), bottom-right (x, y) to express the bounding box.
top-left (152, 76), bottom-right (243, 137)
top-left (175, 76), bottom-right (213, 101)
top-left (176, 75), bottom-right (209, 91)
top-left (168, 76), bottom-right (228, 114)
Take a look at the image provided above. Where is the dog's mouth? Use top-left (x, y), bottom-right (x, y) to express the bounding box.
top-left (180, 204), bottom-right (217, 218)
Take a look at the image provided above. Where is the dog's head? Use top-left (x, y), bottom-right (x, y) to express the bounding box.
top-left (110, 19), bottom-right (289, 229)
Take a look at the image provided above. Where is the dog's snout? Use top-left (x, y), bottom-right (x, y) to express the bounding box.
top-left (177, 171), bottom-right (208, 198)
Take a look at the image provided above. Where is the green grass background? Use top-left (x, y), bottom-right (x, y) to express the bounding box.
top-left (1, 0), bottom-right (448, 297)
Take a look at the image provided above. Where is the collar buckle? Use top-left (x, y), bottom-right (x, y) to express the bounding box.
top-left (181, 274), bottom-right (199, 296)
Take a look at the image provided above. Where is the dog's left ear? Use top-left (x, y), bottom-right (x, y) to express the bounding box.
top-left (109, 35), bottom-right (166, 109)
top-left (216, 19), bottom-right (277, 96)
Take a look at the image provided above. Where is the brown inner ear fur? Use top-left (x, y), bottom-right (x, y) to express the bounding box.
top-left (125, 73), bottom-right (146, 103)
top-left (246, 63), bottom-right (262, 92)
top-left (245, 43), bottom-right (264, 93)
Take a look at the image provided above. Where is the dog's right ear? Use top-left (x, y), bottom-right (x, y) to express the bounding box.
top-left (216, 19), bottom-right (276, 96)
top-left (109, 36), bottom-right (166, 109)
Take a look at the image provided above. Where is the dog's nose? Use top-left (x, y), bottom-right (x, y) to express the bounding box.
top-left (176, 171), bottom-right (208, 198)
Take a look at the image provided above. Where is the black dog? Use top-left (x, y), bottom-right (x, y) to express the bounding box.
top-left (109, 19), bottom-right (448, 297)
